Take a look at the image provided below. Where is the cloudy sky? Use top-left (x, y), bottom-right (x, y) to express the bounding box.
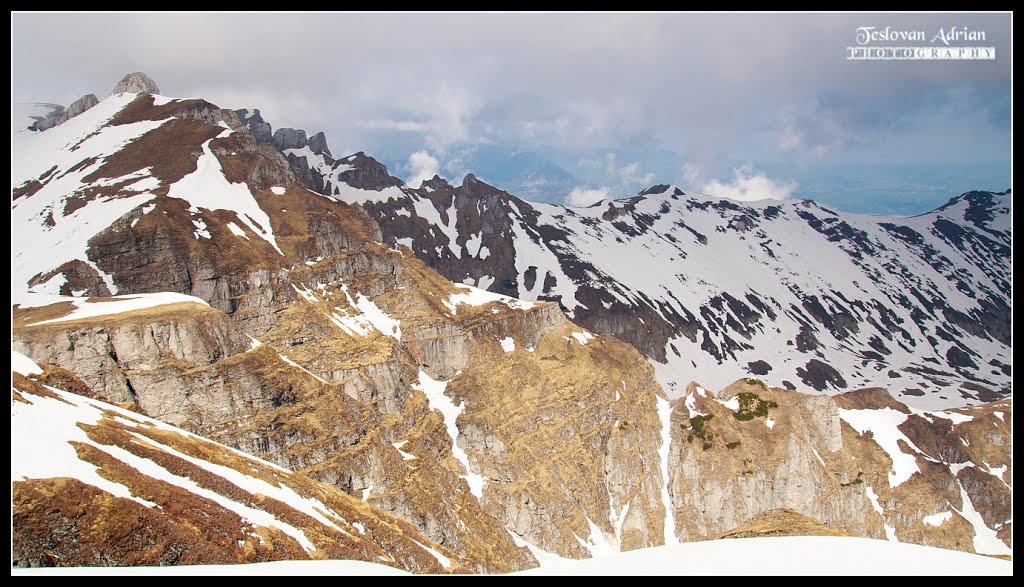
top-left (12, 12), bottom-right (1011, 213)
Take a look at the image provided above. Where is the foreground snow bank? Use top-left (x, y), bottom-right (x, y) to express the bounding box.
top-left (12, 535), bottom-right (1010, 575)
top-left (513, 535), bottom-right (1011, 576)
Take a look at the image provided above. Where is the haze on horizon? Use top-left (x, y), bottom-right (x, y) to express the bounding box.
top-left (11, 11), bottom-right (1012, 214)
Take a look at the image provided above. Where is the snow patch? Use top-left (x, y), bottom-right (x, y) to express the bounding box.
top-left (11, 351), bottom-right (44, 376)
top-left (29, 292), bottom-right (210, 326)
top-left (151, 95), bottom-right (177, 106)
top-left (192, 217), bottom-right (211, 239)
top-left (864, 485), bottom-right (897, 541)
top-left (410, 539), bottom-right (452, 569)
top-left (952, 481), bottom-right (1012, 556)
top-left (716, 396), bottom-right (740, 411)
top-left (167, 138), bottom-right (283, 255)
top-left (839, 408), bottom-right (921, 488)
top-left (413, 370), bottom-right (485, 498)
top-left (279, 354), bottom-right (328, 384)
top-left (922, 510), bottom-right (952, 527)
top-left (226, 222), bottom-right (250, 240)
top-left (655, 396), bottom-right (679, 545)
top-left (12, 385), bottom-right (160, 510)
top-left (443, 283), bottom-right (536, 315)
top-left (569, 331), bottom-right (595, 345)
top-left (392, 441), bottom-right (417, 461)
top-left (683, 388), bottom-right (707, 419)
top-left (335, 284), bottom-right (399, 338)
top-left (291, 283), bottom-right (319, 304)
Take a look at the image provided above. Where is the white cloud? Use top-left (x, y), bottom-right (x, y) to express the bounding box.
top-left (414, 83), bottom-right (482, 151)
top-left (565, 186), bottom-right (609, 207)
top-left (576, 153), bottom-right (655, 193)
top-left (691, 163), bottom-right (798, 201)
top-left (682, 162), bottom-right (703, 187)
top-left (617, 161), bottom-right (656, 186)
top-left (406, 151), bottom-right (441, 188)
top-left (353, 83), bottom-right (482, 153)
top-left (776, 106), bottom-right (847, 160)
top-left (357, 119), bottom-right (431, 132)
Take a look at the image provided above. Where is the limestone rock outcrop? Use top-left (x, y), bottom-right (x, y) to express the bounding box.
top-left (663, 379), bottom-right (1012, 556)
top-left (111, 71), bottom-right (160, 95)
top-left (273, 127), bottom-right (307, 151)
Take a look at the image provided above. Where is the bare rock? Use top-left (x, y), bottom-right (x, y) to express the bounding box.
top-left (111, 72), bottom-right (160, 95)
top-left (273, 127), bottom-right (307, 151)
top-left (234, 108), bottom-right (274, 143)
top-left (334, 152), bottom-right (405, 191)
top-left (307, 131), bottom-right (332, 158)
top-left (52, 94), bottom-right (98, 126)
top-left (421, 175), bottom-right (452, 191)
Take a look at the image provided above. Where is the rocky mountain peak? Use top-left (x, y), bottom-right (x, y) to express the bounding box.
top-left (235, 108), bottom-right (265, 124)
top-left (459, 173), bottom-right (505, 199)
top-left (234, 108), bottom-right (274, 143)
top-left (330, 152), bottom-right (403, 191)
top-left (339, 151), bottom-right (375, 166)
top-left (273, 127), bottom-right (307, 151)
top-left (421, 175), bottom-right (453, 191)
top-left (110, 72), bottom-right (160, 95)
top-left (639, 184), bottom-right (685, 197)
top-left (28, 93), bottom-right (98, 131)
top-left (307, 131), bottom-right (332, 158)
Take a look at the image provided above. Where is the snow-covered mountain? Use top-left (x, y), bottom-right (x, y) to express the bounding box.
top-left (11, 73), bottom-right (1013, 570)
top-left (291, 165), bottom-right (1010, 410)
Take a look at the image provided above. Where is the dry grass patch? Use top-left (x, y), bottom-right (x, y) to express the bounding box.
top-left (713, 508), bottom-right (852, 539)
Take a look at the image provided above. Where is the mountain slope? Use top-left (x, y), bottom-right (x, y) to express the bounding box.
top-left (11, 81), bottom-right (670, 568)
top-left (307, 170), bottom-right (1010, 410)
top-left (12, 353), bottom-right (459, 572)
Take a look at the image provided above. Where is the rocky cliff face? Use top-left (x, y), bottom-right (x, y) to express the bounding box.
top-left (234, 108), bottom-right (274, 143)
top-left (663, 379), bottom-right (1011, 556)
top-left (447, 321), bottom-right (669, 556)
top-left (12, 365), bottom-right (462, 572)
top-left (307, 131), bottom-right (332, 158)
top-left (273, 128), bottom-right (307, 151)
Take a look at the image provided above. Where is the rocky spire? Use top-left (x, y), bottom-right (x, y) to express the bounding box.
top-left (52, 94), bottom-right (99, 126)
top-left (111, 72), bottom-right (160, 95)
top-left (273, 128), bottom-right (307, 151)
top-left (307, 132), bottom-right (332, 158)
top-left (234, 108), bottom-right (274, 143)
top-left (421, 175), bottom-right (453, 191)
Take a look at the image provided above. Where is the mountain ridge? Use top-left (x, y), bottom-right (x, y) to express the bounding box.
top-left (287, 153), bottom-right (1010, 409)
top-left (10, 74), bottom-right (1012, 570)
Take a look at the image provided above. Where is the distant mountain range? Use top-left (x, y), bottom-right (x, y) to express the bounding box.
top-left (281, 138), bottom-right (1011, 411)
